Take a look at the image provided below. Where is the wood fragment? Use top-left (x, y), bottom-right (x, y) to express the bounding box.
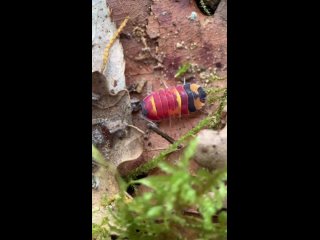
top-left (147, 123), bottom-right (182, 149)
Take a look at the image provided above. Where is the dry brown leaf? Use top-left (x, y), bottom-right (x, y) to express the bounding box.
top-left (92, 0), bottom-right (144, 226)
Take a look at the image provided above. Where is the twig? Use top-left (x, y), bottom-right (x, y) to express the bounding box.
top-left (101, 16), bottom-right (129, 73)
top-left (147, 123), bottom-right (175, 144)
top-left (126, 124), bottom-right (145, 135)
top-left (145, 147), bottom-right (167, 152)
top-left (147, 123), bottom-right (182, 149)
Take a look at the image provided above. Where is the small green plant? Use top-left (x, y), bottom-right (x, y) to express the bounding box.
top-left (209, 73), bottom-right (225, 82)
top-left (103, 140), bottom-right (227, 240)
top-left (175, 63), bottom-right (191, 78)
top-left (92, 144), bottom-right (117, 173)
top-left (92, 144), bottom-right (107, 166)
top-left (92, 223), bottom-right (109, 240)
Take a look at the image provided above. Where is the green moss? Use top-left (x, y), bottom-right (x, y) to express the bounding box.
top-left (92, 144), bottom-right (117, 174)
top-left (92, 144), bottom-right (107, 166)
top-left (99, 140), bottom-right (227, 240)
top-left (209, 72), bottom-right (225, 82)
top-left (92, 223), bottom-right (109, 240)
top-left (206, 87), bottom-right (227, 105)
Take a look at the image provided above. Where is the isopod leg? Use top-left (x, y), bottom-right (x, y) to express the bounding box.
top-left (161, 79), bottom-right (169, 89)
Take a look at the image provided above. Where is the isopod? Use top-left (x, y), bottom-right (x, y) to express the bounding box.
top-left (141, 83), bottom-right (206, 121)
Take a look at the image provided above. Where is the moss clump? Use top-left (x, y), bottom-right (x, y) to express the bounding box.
top-left (206, 87), bottom-right (226, 105)
top-left (100, 140), bottom-right (227, 240)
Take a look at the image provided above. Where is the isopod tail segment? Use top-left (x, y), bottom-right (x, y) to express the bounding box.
top-left (141, 83), bottom-right (206, 121)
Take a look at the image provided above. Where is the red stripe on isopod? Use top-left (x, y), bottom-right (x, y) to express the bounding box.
top-left (152, 92), bottom-right (164, 119)
top-left (159, 89), bottom-right (169, 119)
top-left (165, 90), bottom-right (175, 117)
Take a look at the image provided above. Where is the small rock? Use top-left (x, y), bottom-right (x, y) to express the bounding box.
top-left (176, 42), bottom-right (184, 49)
top-left (92, 92), bottom-right (100, 101)
top-left (135, 79), bottom-right (147, 93)
top-left (131, 98), bottom-right (141, 112)
top-left (194, 126), bottom-right (227, 170)
top-left (190, 42), bottom-right (197, 50)
top-left (200, 72), bottom-right (208, 80)
top-left (188, 11), bottom-right (197, 21)
top-left (92, 175), bottom-right (100, 190)
top-left (104, 119), bottom-right (127, 134)
top-left (92, 128), bottom-right (105, 146)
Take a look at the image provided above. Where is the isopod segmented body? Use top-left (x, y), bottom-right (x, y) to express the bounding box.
top-left (141, 83), bottom-right (206, 121)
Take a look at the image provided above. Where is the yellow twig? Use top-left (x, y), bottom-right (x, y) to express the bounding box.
top-left (101, 16), bottom-right (129, 73)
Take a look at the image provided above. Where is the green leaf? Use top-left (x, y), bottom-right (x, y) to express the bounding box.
top-left (92, 144), bottom-right (113, 170)
top-left (181, 139), bottom-right (198, 166)
top-left (199, 196), bottom-right (216, 221)
top-left (146, 206), bottom-right (164, 218)
top-left (92, 223), bottom-right (109, 239)
top-left (218, 184), bottom-right (227, 198)
top-left (158, 161), bottom-right (176, 174)
top-left (218, 211), bottom-right (227, 224)
top-left (142, 192), bottom-right (153, 201)
top-left (165, 197), bottom-right (175, 212)
top-left (171, 173), bottom-right (187, 193)
top-left (92, 144), bottom-right (107, 167)
top-left (174, 63), bottom-right (191, 78)
top-left (132, 176), bottom-right (164, 189)
top-left (181, 184), bottom-right (197, 203)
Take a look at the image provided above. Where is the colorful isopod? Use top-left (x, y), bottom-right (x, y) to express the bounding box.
top-left (141, 83), bottom-right (206, 121)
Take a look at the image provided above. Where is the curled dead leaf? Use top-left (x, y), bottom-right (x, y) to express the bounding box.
top-left (92, 0), bottom-right (145, 226)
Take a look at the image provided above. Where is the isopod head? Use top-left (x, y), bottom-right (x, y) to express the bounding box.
top-left (188, 83), bottom-right (206, 110)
